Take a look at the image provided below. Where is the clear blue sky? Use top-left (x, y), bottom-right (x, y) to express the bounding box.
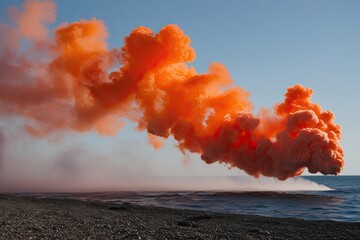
top-left (1, 0), bottom-right (359, 177)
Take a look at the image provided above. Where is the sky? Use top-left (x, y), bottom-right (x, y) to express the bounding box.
top-left (0, 0), bottom-right (359, 188)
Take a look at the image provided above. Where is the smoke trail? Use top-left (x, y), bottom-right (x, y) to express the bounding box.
top-left (0, 0), bottom-right (344, 180)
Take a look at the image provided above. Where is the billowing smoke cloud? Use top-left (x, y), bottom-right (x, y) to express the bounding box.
top-left (0, 0), bottom-right (344, 180)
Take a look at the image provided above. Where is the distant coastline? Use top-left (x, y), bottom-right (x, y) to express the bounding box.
top-left (1, 195), bottom-right (359, 239)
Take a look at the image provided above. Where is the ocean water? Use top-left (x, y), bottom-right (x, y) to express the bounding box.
top-left (18, 176), bottom-right (359, 222)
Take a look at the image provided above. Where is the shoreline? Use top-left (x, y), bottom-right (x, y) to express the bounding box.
top-left (1, 195), bottom-right (359, 239)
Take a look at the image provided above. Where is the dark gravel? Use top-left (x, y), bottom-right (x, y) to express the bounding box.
top-left (0, 194), bottom-right (359, 239)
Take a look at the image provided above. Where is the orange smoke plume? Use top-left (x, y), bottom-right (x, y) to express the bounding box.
top-left (0, 0), bottom-right (344, 180)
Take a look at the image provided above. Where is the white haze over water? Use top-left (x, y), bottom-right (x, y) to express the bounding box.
top-left (0, 176), bottom-right (332, 193)
top-left (0, 129), bottom-right (332, 193)
top-left (90, 176), bottom-right (333, 192)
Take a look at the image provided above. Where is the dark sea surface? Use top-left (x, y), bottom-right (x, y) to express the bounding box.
top-left (17, 176), bottom-right (360, 222)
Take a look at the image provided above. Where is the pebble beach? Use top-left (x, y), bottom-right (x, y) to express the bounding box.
top-left (1, 195), bottom-right (359, 239)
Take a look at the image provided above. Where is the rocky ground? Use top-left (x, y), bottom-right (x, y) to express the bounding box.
top-left (0, 194), bottom-right (359, 239)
